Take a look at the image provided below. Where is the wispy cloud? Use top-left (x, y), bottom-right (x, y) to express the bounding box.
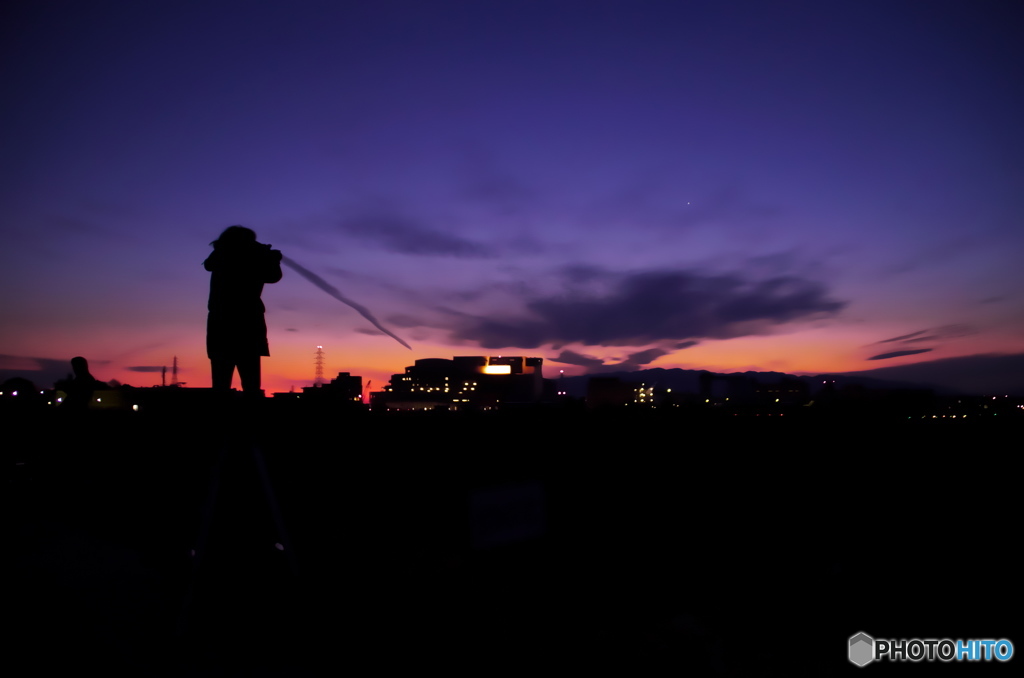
top-left (338, 213), bottom-right (492, 258)
top-left (867, 348), bottom-right (933, 361)
top-left (873, 324), bottom-right (974, 346)
top-left (875, 330), bottom-right (930, 344)
top-left (550, 350), bottom-right (606, 369)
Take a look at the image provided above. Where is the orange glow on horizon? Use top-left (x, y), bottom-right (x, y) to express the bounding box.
top-left (12, 318), bottom-right (1023, 395)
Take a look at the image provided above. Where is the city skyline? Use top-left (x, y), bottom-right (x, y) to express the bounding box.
top-left (3, 1), bottom-right (1022, 394)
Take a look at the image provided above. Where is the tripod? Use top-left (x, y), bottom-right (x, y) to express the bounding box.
top-left (177, 423), bottom-right (299, 636)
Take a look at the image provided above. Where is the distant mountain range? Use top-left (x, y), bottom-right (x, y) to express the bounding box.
top-left (553, 353), bottom-right (1024, 398)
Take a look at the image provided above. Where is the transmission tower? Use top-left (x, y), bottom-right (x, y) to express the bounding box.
top-left (314, 346), bottom-right (325, 387)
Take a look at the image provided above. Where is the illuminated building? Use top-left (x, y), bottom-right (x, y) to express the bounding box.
top-left (585, 378), bottom-right (669, 408)
top-left (271, 371), bottom-right (364, 406)
top-left (371, 356), bottom-right (545, 411)
top-left (305, 371), bottom-right (363, 402)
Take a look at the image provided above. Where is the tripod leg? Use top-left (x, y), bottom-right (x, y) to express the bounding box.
top-left (252, 446), bottom-right (299, 577)
top-left (177, 444), bottom-right (229, 635)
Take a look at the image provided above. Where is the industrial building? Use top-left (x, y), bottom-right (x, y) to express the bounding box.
top-left (371, 356), bottom-right (548, 411)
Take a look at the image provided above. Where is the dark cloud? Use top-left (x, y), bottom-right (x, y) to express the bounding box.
top-left (550, 347), bottom-right (669, 372)
top-left (0, 354), bottom-right (67, 372)
top-left (600, 348), bottom-right (672, 372)
top-left (448, 268), bottom-right (844, 348)
top-left (286, 328), bottom-right (298, 332)
top-left (550, 350), bottom-right (606, 369)
top-left (339, 214), bottom-right (491, 258)
top-left (675, 340), bottom-right (699, 350)
top-left (867, 349), bottom-right (933, 361)
top-left (126, 366), bottom-right (166, 372)
top-left (876, 330), bottom-right (929, 344)
top-left (873, 325), bottom-right (975, 345)
top-left (621, 347), bottom-right (670, 368)
top-left (0, 354), bottom-right (80, 388)
top-left (0, 354), bottom-right (108, 372)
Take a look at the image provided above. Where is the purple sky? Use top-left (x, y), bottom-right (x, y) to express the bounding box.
top-left (2, 1), bottom-right (1022, 394)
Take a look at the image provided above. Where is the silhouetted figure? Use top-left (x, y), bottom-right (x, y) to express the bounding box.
top-left (59, 356), bottom-right (108, 411)
top-left (204, 226), bottom-right (282, 394)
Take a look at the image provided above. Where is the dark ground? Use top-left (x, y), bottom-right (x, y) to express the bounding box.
top-left (9, 404), bottom-right (1019, 675)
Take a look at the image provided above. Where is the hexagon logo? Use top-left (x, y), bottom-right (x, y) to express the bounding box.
top-left (849, 632), bottom-right (874, 667)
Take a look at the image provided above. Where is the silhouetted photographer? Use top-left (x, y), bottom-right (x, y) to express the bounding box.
top-left (204, 226), bottom-right (282, 394)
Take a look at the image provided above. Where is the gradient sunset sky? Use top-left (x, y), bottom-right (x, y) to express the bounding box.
top-left (2, 1), bottom-right (1022, 394)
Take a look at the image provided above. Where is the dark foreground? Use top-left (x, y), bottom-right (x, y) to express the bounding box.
top-left (10, 404), bottom-right (1019, 675)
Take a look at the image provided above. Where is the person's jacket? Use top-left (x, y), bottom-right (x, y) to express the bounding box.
top-left (204, 241), bottom-right (283, 315)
